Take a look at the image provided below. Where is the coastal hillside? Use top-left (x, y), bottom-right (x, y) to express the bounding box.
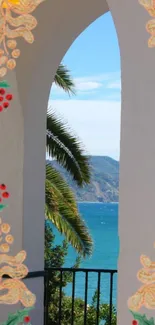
top-left (47, 156), bottom-right (119, 202)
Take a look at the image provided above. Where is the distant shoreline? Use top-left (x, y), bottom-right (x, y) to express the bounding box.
top-left (50, 156), bottom-right (119, 203)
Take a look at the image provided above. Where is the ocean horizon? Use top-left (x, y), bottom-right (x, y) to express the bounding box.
top-left (77, 201), bottom-right (119, 204)
top-left (54, 202), bottom-right (119, 305)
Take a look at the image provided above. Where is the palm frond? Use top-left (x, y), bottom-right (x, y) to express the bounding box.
top-left (54, 64), bottom-right (75, 95)
top-left (46, 111), bottom-right (91, 186)
top-left (46, 163), bottom-right (76, 204)
top-left (45, 164), bottom-right (93, 257)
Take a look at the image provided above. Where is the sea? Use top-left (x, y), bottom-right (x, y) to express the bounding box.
top-left (52, 202), bottom-right (119, 306)
top-left (54, 202), bottom-right (119, 306)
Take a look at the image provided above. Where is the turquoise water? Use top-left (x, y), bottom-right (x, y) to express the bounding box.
top-left (54, 202), bottom-right (119, 305)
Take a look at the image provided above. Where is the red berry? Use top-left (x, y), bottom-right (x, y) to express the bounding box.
top-left (0, 89), bottom-right (5, 95)
top-left (3, 102), bottom-right (9, 108)
top-left (0, 198), bottom-right (2, 202)
top-left (24, 316), bottom-right (31, 323)
top-left (2, 192), bottom-right (9, 198)
top-left (0, 184), bottom-right (6, 190)
top-left (0, 96), bottom-right (3, 102)
top-left (6, 94), bottom-right (13, 101)
top-left (132, 321), bottom-right (138, 325)
top-left (0, 106), bottom-right (3, 112)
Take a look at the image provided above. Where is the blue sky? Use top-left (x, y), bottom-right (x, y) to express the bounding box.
top-left (49, 12), bottom-right (121, 160)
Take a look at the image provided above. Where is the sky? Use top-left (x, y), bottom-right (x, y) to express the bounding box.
top-left (49, 12), bottom-right (121, 160)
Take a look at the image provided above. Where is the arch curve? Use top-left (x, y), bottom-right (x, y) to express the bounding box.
top-left (16, 0), bottom-right (109, 103)
top-left (4, 1), bottom-right (154, 325)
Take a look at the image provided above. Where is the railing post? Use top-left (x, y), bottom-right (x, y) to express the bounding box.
top-left (71, 271), bottom-right (76, 325)
top-left (43, 268), bottom-right (117, 325)
top-left (84, 271), bottom-right (89, 325)
top-left (58, 270), bottom-right (63, 325)
top-left (96, 271), bottom-right (101, 325)
top-left (44, 270), bottom-right (49, 325)
top-left (109, 272), bottom-right (114, 325)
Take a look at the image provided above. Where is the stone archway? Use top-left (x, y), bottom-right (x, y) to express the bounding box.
top-left (1, 0), bottom-right (155, 324)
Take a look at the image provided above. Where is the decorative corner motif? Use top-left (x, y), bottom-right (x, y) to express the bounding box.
top-left (128, 243), bottom-right (155, 325)
top-left (0, 0), bottom-right (46, 322)
top-left (128, 249), bottom-right (155, 311)
top-left (0, 0), bottom-right (45, 78)
top-left (139, 0), bottom-right (155, 47)
top-left (0, 184), bottom-right (35, 325)
top-left (0, 0), bottom-right (46, 114)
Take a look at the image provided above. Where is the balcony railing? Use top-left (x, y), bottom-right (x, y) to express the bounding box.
top-left (15, 268), bottom-right (117, 325)
top-left (44, 268), bottom-right (118, 325)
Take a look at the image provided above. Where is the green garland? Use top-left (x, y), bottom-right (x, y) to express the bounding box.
top-left (0, 307), bottom-right (33, 325)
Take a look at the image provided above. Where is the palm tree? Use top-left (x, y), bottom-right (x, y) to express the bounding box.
top-left (54, 64), bottom-right (75, 95)
top-left (46, 64), bottom-right (93, 258)
top-left (46, 110), bottom-right (90, 186)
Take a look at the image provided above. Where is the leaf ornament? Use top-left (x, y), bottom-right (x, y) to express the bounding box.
top-left (0, 185), bottom-right (36, 324)
top-left (0, 307), bottom-right (33, 325)
top-left (0, 80), bottom-right (10, 87)
top-left (0, 204), bottom-right (7, 210)
top-left (128, 247), bottom-right (155, 312)
top-left (130, 310), bottom-right (155, 325)
top-left (0, 0), bottom-right (45, 78)
top-left (139, 0), bottom-right (155, 47)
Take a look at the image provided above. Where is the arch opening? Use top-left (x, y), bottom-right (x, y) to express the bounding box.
top-left (46, 10), bottom-right (121, 324)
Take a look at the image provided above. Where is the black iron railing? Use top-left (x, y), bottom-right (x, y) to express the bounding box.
top-left (3, 268), bottom-right (117, 324)
top-left (5, 268), bottom-right (117, 324)
top-left (44, 267), bottom-right (117, 325)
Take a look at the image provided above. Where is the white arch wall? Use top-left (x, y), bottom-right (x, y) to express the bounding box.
top-left (0, 0), bottom-right (155, 324)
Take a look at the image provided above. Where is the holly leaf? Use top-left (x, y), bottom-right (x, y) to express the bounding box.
top-left (0, 204), bottom-right (7, 211)
top-left (149, 318), bottom-right (155, 325)
top-left (130, 310), bottom-right (155, 325)
top-left (0, 81), bottom-right (10, 88)
top-left (0, 307), bottom-right (33, 325)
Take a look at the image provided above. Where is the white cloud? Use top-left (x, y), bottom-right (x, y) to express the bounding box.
top-left (52, 80), bottom-right (102, 94)
top-left (75, 81), bottom-right (102, 91)
top-left (50, 72), bottom-right (121, 97)
top-left (107, 80), bottom-right (121, 90)
top-left (74, 72), bottom-right (120, 83)
top-left (51, 83), bottom-right (64, 94)
top-left (48, 99), bottom-right (121, 160)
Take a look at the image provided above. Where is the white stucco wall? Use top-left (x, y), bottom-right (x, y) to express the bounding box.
top-left (0, 0), bottom-right (155, 324)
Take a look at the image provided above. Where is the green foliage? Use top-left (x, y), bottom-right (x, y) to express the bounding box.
top-left (0, 308), bottom-right (33, 325)
top-left (46, 111), bottom-right (91, 186)
top-left (45, 222), bottom-right (80, 272)
top-left (47, 292), bottom-right (117, 325)
top-left (54, 64), bottom-right (75, 95)
top-left (50, 156), bottom-right (119, 203)
top-left (130, 311), bottom-right (155, 325)
top-left (45, 222), bottom-right (68, 269)
top-left (45, 224), bottom-right (116, 325)
top-left (45, 223), bottom-right (80, 319)
top-left (46, 65), bottom-right (92, 256)
top-left (45, 164), bottom-right (93, 257)
top-left (47, 288), bottom-right (117, 325)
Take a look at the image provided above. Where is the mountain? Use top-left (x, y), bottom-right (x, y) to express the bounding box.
top-left (47, 156), bottom-right (119, 202)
